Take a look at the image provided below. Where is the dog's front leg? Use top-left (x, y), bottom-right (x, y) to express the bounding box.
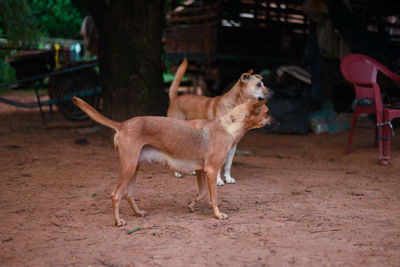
top-left (223, 144), bottom-right (237, 184)
top-left (216, 169), bottom-right (224, 186)
top-left (205, 167), bottom-right (228, 220)
top-left (189, 170), bottom-right (207, 212)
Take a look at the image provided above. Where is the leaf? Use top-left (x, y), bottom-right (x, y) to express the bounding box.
top-left (127, 226), bottom-right (141, 235)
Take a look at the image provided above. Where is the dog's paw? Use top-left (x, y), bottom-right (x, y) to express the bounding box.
top-left (216, 212), bottom-right (229, 220)
top-left (115, 219), bottom-right (127, 227)
top-left (188, 202), bottom-right (195, 212)
top-left (217, 178), bottom-right (225, 186)
top-left (175, 172), bottom-right (184, 178)
top-left (137, 210), bottom-right (148, 217)
top-left (224, 175), bottom-right (236, 184)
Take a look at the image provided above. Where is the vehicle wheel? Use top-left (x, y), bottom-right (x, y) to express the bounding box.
top-left (55, 77), bottom-right (101, 121)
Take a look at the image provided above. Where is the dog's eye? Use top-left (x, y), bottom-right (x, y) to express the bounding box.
top-left (257, 82), bottom-right (262, 87)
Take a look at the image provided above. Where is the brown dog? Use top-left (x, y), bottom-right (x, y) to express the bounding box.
top-left (167, 59), bottom-right (274, 185)
top-left (73, 96), bottom-right (273, 226)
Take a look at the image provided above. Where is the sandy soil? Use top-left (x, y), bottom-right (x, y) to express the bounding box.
top-left (1, 92), bottom-right (400, 267)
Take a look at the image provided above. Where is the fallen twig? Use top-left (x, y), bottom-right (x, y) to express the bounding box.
top-left (309, 229), bottom-right (341, 234)
top-left (97, 258), bottom-right (122, 267)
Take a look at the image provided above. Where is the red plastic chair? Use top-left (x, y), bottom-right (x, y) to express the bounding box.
top-left (340, 53), bottom-right (400, 164)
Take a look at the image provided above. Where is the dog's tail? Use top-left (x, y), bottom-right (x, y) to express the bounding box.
top-left (168, 58), bottom-right (188, 102)
top-left (72, 97), bottom-right (121, 131)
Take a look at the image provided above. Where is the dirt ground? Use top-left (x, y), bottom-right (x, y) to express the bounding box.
top-left (1, 91), bottom-right (400, 267)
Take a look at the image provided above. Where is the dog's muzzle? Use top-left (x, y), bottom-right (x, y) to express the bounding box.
top-left (259, 89), bottom-right (274, 101)
top-left (265, 116), bottom-right (279, 129)
top-left (266, 89), bottom-right (274, 100)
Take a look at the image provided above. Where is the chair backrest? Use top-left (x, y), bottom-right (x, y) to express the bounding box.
top-left (340, 53), bottom-right (400, 100)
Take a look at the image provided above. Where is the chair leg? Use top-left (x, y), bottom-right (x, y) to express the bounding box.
top-left (380, 123), bottom-right (391, 165)
top-left (345, 110), bottom-right (360, 154)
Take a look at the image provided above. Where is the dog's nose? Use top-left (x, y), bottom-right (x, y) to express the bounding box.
top-left (266, 117), bottom-right (279, 129)
top-left (265, 89), bottom-right (274, 100)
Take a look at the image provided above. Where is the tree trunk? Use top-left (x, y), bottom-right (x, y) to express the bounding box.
top-left (81, 0), bottom-right (167, 122)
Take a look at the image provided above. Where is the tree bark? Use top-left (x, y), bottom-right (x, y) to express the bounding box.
top-left (80, 0), bottom-right (167, 122)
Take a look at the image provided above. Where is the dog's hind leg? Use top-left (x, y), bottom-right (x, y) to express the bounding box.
top-left (170, 111), bottom-right (188, 179)
top-left (223, 144), bottom-right (237, 184)
top-left (175, 170), bottom-right (196, 178)
top-left (189, 170), bottom-right (207, 212)
top-left (124, 169), bottom-right (147, 217)
top-left (112, 151), bottom-right (140, 227)
top-left (174, 171), bottom-right (185, 178)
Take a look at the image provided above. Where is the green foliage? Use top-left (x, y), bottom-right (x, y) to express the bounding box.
top-left (0, 0), bottom-right (83, 41)
top-left (30, 0), bottom-right (83, 39)
top-left (0, 0), bottom-right (38, 85)
top-left (0, 0), bottom-right (43, 42)
top-left (0, 0), bottom-right (84, 84)
top-left (0, 52), bottom-right (16, 86)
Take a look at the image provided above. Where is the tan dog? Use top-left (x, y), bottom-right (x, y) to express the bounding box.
top-left (167, 59), bottom-right (274, 185)
top-left (72, 96), bottom-right (273, 226)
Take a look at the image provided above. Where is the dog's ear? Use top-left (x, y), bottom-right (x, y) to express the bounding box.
top-left (253, 99), bottom-right (268, 114)
top-left (254, 99), bottom-right (267, 108)
top-left (240, 70), bottom-right (253, 83)
top-left (254, 74), bottom-right (263, 81)
top-left (259, 104), bottom-right (269, 114)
